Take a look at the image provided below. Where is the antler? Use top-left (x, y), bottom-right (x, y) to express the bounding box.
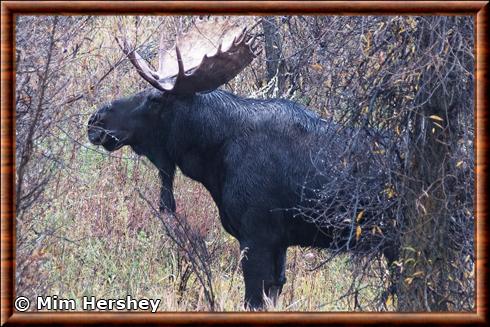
top-left (117, 18), bottom-right (259, 95)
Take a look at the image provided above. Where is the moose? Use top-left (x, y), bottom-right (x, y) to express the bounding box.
top-left (88, 18), bottom-right (396, 309)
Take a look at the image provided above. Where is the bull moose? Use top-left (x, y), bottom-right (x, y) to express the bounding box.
top-left (87, 18), bottom-right (395, 309)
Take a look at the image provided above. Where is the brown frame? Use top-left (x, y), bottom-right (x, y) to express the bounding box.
top-left (1, 1), bottom-right (488, 325)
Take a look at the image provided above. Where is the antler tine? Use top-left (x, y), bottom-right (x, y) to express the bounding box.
top-left (175, 43), bottom-right (185, 78)
top-left (216, 38), bottom-right (224, 54)
top-left (116, 25), bottom-right (165, 91)
top-left (126, 49), bottom-right (166, 91)
top-left (246, 33), bottom-right (260, 55)
top-left (234, 27), bottom-right (248, 46)
top-left (229, 35), bottom-right (237, 50)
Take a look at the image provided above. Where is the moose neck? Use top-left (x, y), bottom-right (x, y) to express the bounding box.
top-left (162, 90), bottom-right (244, 199)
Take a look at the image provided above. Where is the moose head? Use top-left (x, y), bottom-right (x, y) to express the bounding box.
top-left (87, 18), bottom-right (257, 155)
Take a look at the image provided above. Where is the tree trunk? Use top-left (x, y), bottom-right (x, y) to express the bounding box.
top-left (261, 17), bottom-right (286, 97)
top-left (396, 17), bottom-right (472, 311)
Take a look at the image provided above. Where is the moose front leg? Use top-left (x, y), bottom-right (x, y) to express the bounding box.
top-left (240, 243), bottom-right (287, 310)
top-left (158, 170), bottom-right (176, 213)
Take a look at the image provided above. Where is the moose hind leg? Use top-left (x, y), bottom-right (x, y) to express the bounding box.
top-left (241, 244), bottom-right (284, 310)
top-left (269, 247), bottom-right (287, 306)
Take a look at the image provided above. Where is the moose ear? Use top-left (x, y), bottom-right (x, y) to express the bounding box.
top-left (118, 18), bottom-right (259, 95)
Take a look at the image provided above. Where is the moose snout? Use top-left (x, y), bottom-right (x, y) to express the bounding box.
top-left (87, 112), bottom-right (105, 145)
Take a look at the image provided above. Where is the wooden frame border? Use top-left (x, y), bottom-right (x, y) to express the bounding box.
top-left (1, 1), bottom-right (488, 325)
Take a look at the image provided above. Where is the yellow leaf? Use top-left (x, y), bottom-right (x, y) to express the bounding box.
top-left (403, 246), bottom-right (417, 253)
top-left (408, 17), bottom-right (417, 29)
top-left (375, 225), bottom-right (384, 236)
top-left (404, 277), bottom-right (414, 285)
top-left (384, 186), bottom-right (395, 199)
top-left (432, 121), bottom-right (444, 129)
top-left (405, 258), bottom-right (416, 265)
top-left (392, 260), bottom-right (403, 267)
top-left (356, 225), bottom-right (362, 241)
top-left (385, 294), bottom-right (393, 307)
top-left (311, 63), bottom-right (323, 72)
top-left (363, 31), bottom-right (371, 55)
top-left (456, 161), bottom-right (463, 168)
top-left (429, 115), bottom-right (444, 122)
top-left (412, 271), bottom-right (424, 277)
top-left (356, 210), bottom-right (365, 222)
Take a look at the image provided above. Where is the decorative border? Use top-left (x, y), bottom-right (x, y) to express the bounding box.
top-left (1, 1), bottom-right (488, 325)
